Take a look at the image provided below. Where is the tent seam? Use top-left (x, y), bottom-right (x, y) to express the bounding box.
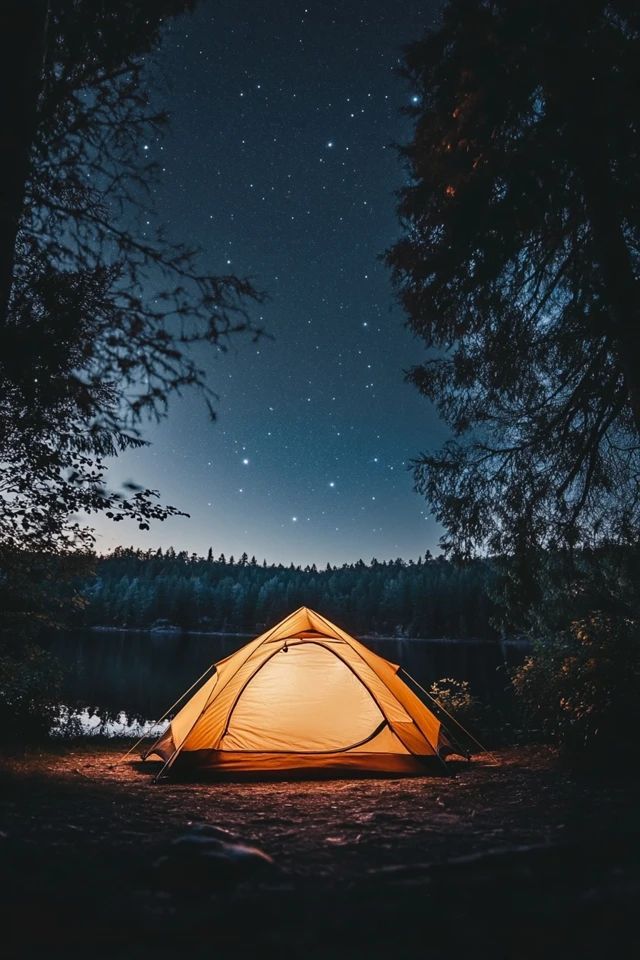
top-left (312, 610), bottom-right (445, 761)
top-left (157, 609), bottom-right (309, 775)
top-left (217, 639), bottom-right (395, 747)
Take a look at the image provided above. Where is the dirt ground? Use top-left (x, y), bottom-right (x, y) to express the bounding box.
top-left (1, 743), bottom-right (639, 959)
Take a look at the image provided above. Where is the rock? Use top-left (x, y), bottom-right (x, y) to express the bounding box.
top-left (184, 822), bottom-right (240, 842)
top-left (152, 827), bottom-right (275, 892)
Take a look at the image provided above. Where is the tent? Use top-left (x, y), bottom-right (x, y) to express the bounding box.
top-left (143, 606), bottom-right (464, 779)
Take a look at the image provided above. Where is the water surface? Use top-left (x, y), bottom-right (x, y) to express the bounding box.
top-left (44, 629), bottom-right (527, 733)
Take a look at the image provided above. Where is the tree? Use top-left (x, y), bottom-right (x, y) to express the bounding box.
top-left (387, 0), bottom-right (640, 557)
top-left (0, 1), bottom-right (261, 552)
top-left (511, 544), bottom-right (640, 763)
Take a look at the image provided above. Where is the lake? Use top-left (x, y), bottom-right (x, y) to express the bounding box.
top-left (44, 629), bottom-right (528, 735)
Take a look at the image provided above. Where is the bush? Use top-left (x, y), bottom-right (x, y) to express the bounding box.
top-left (428, 678), bottom-right (481, 727)
top-left (513, 611), bottom-right (640, 766)
top-left (0, 643), bottom-right (63, 746)
top-left (427, 677), bottom-right (492, 753)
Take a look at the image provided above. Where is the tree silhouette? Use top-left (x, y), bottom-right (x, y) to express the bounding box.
top-left (387, 0), bottom-right (640, 557)
top-left (0, 1), bottom-right (262, 551)
top-left (79, 547), bottom-right (498, 638)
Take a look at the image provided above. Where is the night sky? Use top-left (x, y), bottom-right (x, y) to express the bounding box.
top-left (92, 0), bottom-right (447, 567)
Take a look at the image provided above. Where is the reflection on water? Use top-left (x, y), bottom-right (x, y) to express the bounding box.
top-left (52, 706), bottom-right (169, 739)
top-left (43, 629), bottom-right (528, 734)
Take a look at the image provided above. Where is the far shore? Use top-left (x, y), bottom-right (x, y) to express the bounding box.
top-left (87, 624), bottom-right (530, 646)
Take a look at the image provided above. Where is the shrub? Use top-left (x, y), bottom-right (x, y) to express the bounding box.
top-left (429, 677), bottom-right (480, 726)
top-left (0, 643), bottom-right (63, 746)
top-left (427, 676), bottom-right (493, 753)
top-left (512, 612), bottom-right (640, 766)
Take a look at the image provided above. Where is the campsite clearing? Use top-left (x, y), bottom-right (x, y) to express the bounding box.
top-left (1, 743), bottom-right (638, 958)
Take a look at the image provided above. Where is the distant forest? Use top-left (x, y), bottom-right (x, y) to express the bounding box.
top-left (79, 547), bottom-right (498, 639)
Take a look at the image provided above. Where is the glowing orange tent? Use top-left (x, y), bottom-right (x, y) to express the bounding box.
top-left (144, 606), bottom-right (460, 779)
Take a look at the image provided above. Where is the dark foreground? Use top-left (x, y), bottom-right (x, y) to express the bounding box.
top-left (1, 744), bottom-right (638, 959)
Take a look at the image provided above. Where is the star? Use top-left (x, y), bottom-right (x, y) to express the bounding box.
top-left (87, 3), bottom-right (447, 569)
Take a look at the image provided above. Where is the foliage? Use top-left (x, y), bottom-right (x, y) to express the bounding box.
top-left (0, 642), bottom-right (63, 745)
top-left (511, 547), bottom-right (640, 763)
top-left (387, 0), bottom-right (640, 557)
top-left (426, 675), bottom-right (520, 749)
top-left (78, 547), bottom-right (498, 638)
top-left (0, 548), bottom-right (94, 642)
top-left (429, 677), bottom-right (481, 727)
top-left (0, 1), bottom-right (261, 553)
top-left (0, 547), bottom-right (96, 745)
top-left (428, 676), bottom-right (485, 752)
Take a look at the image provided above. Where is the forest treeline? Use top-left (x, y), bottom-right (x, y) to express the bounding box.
top-left (80, 547), bottom-right (498, 639)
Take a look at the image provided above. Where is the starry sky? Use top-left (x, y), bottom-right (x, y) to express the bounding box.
top-left (92, 0), bottom-right (447, 567)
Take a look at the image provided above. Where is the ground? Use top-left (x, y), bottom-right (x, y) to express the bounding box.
top-left (1, 743), bottom-right (638, 959)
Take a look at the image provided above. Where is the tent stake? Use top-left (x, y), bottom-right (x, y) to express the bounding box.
top-left (117, 662), bottom-right (216, 765)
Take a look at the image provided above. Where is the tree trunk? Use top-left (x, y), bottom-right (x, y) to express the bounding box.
top-left (0, 1), bottom-right (49, 327)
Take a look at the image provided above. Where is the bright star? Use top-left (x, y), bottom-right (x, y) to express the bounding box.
top-left (242, 458), bottom-right (249, 465)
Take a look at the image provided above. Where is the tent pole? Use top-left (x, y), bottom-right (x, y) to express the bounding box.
top-left (312, 610), bottom-right (451, 771)
top-left (153, 751), bottom-right (177, 783)
top-left (117, 662), bottom-right (216, 764)
top-left (400, 668), bottom-right (499, 764)
top-left (147, 620), bottom-right (290, 783)
top-left (153, 737), bottom-right (190, 782)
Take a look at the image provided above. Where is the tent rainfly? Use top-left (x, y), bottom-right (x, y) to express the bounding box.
top-left (142, 606), bottom-right (464, 779)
